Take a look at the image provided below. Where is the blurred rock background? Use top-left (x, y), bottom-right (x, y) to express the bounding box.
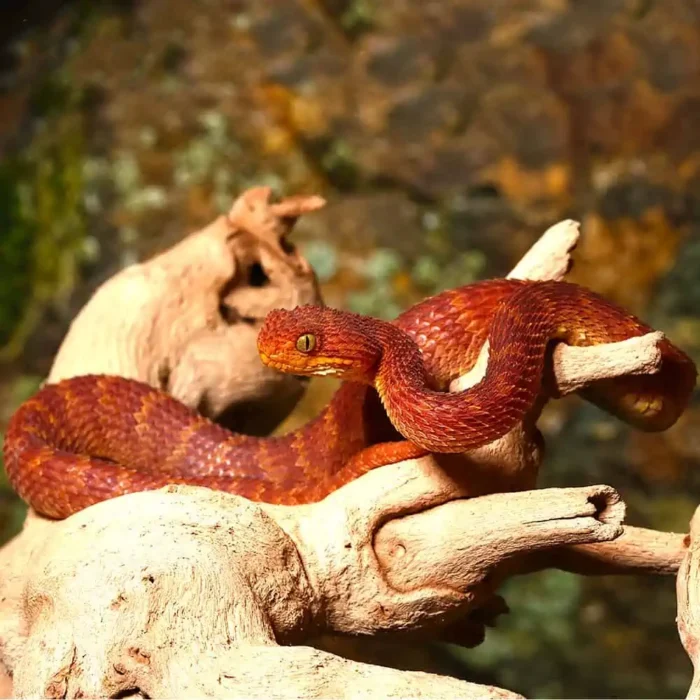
top-left (1, 0), bottom-right (699, 696)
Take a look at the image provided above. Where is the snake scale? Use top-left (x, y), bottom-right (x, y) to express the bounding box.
top-left (3, 279), bottom-right (697, 519)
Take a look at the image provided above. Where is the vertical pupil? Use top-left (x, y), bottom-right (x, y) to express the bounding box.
top-left (298, 334), bottom-right (313, 352)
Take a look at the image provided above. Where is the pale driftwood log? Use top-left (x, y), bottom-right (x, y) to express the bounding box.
top-left (0, 215), bottom-right (685, 698)
top-left (451, 334), bottom-right (665, 398)
top-left (448, 331), bottom-right (667, 493)
top-left (48, 186), bottom-right (323, 435)
top-left (2, 474), bottom-right (624, 699)
top-left (678, 508), bottom-right (700, 699)
top-left (454, 218), bottom-right (663, 399)
top-left (507, 219), bottom-right (580, 282)
top-left (516, 526), bottom-right (686, 577)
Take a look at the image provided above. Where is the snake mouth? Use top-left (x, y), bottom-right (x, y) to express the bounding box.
top-left (260, 352), bottom-right (294, 374)
top-left (259, 351), bottom-right (353, 378)
top-left (259, 350), bottom-right (305, 375)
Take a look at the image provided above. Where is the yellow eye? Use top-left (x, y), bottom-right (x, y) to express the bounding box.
top-left (296, 333), bottom-right (316, 353)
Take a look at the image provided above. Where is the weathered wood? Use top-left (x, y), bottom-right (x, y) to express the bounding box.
top-left (678, 509), bottom-right (700, 699)
top-left (48, 186), bottom-right (323, 435)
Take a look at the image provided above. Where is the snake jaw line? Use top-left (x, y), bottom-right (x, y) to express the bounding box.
top-left (260, 350), bottom-right (358, 378)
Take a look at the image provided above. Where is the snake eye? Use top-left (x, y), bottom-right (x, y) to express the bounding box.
top-left (296, 333), bottom-right (316, 353)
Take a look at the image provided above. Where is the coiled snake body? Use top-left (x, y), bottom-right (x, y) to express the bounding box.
top-left (3, 279), bottom-right (696, 519)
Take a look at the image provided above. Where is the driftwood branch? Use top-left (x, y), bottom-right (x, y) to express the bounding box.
top-left (507, 219), bottom-right (580, 282)
top-left (678, 509), bottom-right (700, 699)
top-left (266, 461), bottom-right (623, 637)
top-left (517, 525), bottom-right (686, 577)
top-left (2, 476), bottom-right (623, 698)
top-left (450, 333), bottom-right (664, 397)
top-left (48, 186), bottom-right (323, 435)
top-left (175, 646), bottom-right (524, 699)
top-left (452, 217), bottom-right (663, 397)
top-left (447, 219), bottom-right (664, 497)
top-left (0, 213), bottom-right (687, 698)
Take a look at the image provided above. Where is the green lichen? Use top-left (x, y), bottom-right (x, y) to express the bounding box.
top-left (344, 243), bottom-right (486, 320)
top-left (319, 139), bottom-right (360, 189)
top-left (173, 110), bottom-right (250, 212)
top-left (113, 152), bottom-right (168, 214)
top-left (347, 284), bottom-right (404, 320)
top-left (0, 493), bottom-right (26, 546)
top-left (0, 160), bottom-right (34, 347)
top-left (340, 0), bottom-right (376, 37)
top-left (300, 240), bottom-right (338, 283)
top-left (652, 236), bottom-right (700, 365)
top-left (0, 92), bottom-right (88, 359)
top-left (347, 248), bottom-right (404, 319)
top-left (411, 250), bottom-right (486, 292)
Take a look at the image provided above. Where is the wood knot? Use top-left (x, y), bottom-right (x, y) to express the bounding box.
top-left (127, 647), bottom-right (151, 665)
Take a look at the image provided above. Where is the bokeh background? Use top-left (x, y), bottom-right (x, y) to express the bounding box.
top-left (1, 1), bottom-right (700, 697)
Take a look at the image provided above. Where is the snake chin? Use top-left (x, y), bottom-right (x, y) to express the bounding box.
top-left (309, 367), bottom-right (345, 377)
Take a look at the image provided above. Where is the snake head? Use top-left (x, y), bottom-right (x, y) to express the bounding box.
top-left (257, 305), bottom-right (380, 383)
